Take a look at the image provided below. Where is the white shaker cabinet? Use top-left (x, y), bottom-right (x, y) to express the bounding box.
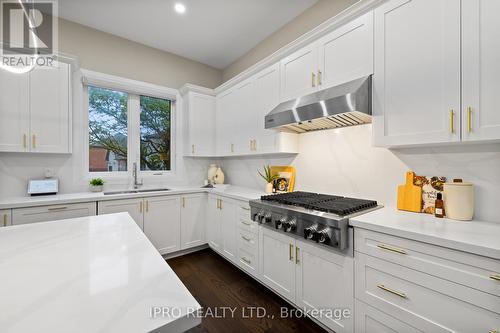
top-left (12, 202), bottom-right (96, 225)
top-left (98, 198), bottom-right (144, 230)
top-left (0, 70), bottom-right (29, 152)
top-left (372, 0), bottom-right (461, 147)
top-left (1, 210), bottom-right (12, 227)
top-left (206, 195), bottom-right (222, 252)
top-left (143, 196), bottom-right (181, 255)
top-left (461, 0), bottom-right (500, 142)
top-left (184, 90), bottom-right (216, 156)
top-left (215, 89), bottom-right (237, 155)
top-left (219, 197), bottom-right (238, 263)
top-left (180, 194), bottom-right (206, 250)
top-left (232, 79), bottom-right (254, 155)
top-left (280, 43), bottom-right (318, 102)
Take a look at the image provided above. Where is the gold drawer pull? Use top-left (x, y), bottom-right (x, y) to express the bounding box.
top-left (145, 200), bottom-right (149, 212)
top-left (241, 257), bottom-right (251, 264)
top-left (295, 246), bottom-right (300, 265)
top-left (449, 109), bottom-right (455, 134)
top-left (241, 220), bottom-right (251, 226)
top-left (377, 284), bottom-right (407, 299)
top-left (3, 214), bottom-right (7, 227)
top-left (377, 244), bottom-right (407, 255)
top-left (318, 70), bottom-right (322, 85)
top-left (32, 134), bottom-right (36, 149)
top-left (191, 144), bottom-right (195, 154)
top-left (23, 134), bottom-right (27, 149)
top-left (182, 197), bottom-right (185, 208)
top-left (490, 274), bottom-right (500, 282)
top-left (47, 206), bottom-right (68, 211)
top-left (241, 235), bottom-right (252, 242)
top-left (289, 243), bottom-right (294, 261)
top-left (241, 206), bottom-right (250, 211)
top-left (139, 201), bottom-right (143, 213)
top-left (467, 106), bottom-right (472, 133)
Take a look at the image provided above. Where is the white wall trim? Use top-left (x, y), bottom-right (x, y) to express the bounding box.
top-left (214, 0), bottom-right (386, 94)
top-left (179, 83), bottom-right (215, 96)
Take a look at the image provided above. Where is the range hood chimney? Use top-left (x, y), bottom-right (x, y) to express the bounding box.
top-left (265, 75), bottom-right (372, 133)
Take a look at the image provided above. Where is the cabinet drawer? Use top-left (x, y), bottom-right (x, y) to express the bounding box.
top-left (355, 228), bottom-right (500, 297)
top-left (12, 202), bottom-right (96, 225)
top-left (238, 217), bottom-right (258, 234)
top-left (355, 299), bottom-right (423, 333)
top-left (238, 228), bottom-right (258, 252)
top-left (238, 246), bottom-right (258, 277)
top-left (355, 252), bottom-right (500, 333)
top-left (238, 203), bottom-right (251, 221)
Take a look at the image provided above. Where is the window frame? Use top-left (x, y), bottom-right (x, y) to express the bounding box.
top-left (82, 70), bottom-right (180, 182)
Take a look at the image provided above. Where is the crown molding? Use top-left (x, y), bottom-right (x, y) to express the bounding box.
top-left (179, 83), bottom-right (216, 96)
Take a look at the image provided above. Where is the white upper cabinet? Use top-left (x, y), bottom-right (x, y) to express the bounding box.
top-left (232, 79), bottom-right (254, 155)
top-left (184, 91), bottom-right (216, 156)
top-left (30, 62), bottom-right (70, 153)
top-left (372, 0), bottom-right (461, 147)
top-left (0, 70), bottom-right (29, 152)
top-left (0, 61), bottom-right (71, 153)
top-left (461, 0), bottom-right (500, 142)
top-left (215, 89), bottom-right (237, 155)
top-left (317, 12), bottom-right (373, 90)
top-left (280, 43), bottom-right (318, 102)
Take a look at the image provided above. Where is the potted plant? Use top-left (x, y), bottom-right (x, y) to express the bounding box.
top-left (258, 165), bottom-right (278, 194)
top-left (89, 178), bottom-right (105, 192)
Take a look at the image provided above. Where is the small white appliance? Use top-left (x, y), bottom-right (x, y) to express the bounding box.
top-left (28, 179), bottom-right (59, 196)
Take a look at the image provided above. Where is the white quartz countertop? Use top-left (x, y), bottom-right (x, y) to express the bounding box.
top-left (0, 185), bottom-right (266, 209)
top-left (350, 207), bottom-right (500, 259)
top-left (0, 213), bottom-right (201, 333)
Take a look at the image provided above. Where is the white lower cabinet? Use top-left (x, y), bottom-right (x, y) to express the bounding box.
top-left (220, 197), bottom-right (238, 262)
top-left (206, 194), bottom-right (222, 251)
top-left (180, 194), bottom-right (206, 250)
top-left (143, 196), bottom-right (181, 255)
top-left (12, 202), bottom-right (96, 225)
top-left (1, 210), bottom-right (12, 227)
top-left (98, 198), bottom-right (144, 230)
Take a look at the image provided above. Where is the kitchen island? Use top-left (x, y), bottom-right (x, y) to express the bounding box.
top-left (0, 213), bottom-right (201, 333)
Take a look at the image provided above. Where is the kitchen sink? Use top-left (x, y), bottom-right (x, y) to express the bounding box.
top-left (103, 188), bottom-right (170, 195)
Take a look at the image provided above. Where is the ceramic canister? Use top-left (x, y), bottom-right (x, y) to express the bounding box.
top-left (214, 167), bottom-right (225, 184)
top-left (443, 181), bottom-right (474, 221)
top-left (207, 164), bottom-right (218, 184)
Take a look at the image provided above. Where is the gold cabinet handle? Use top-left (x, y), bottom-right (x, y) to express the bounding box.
top-left (490, 274), bottom-right (500, 282)
top-left (145, 200), bottom-right (149, 212)
top-left (241, 206), bottom-right (250, 211)
top-left (230, 143), bottom-right (234, 153)
top-left (32, 134), bottom-right (36, 149)
top-left (449, 109), bottom-right (455, 134)
top-left (23, 134), bottom-right (27, 149)
top-left (377, 244), bottom-right (407, 255)
top-left (318, 70), bottom-right (322, 85)
top-left (289, 243), bottom-right (294, 261)
top-left (377, 284), bottom-right (407, 299)
top-left (295, 246), bottom-right (300, 265)
top-left (219, 199), bottom-right (222, 210)
top-left (241, 235), bottom-right (253, 242)
top-left (311, 72), bottom-right (316, 87)
top-left (182, 197), bottom-right (185, 208)
top-left (139, 201), bottom-right (143, 213)
top-left (241, 257), bottom-right (251, 264)
top-left (47, 206), bottom-right (68, 211)
top-left (3, 214), bottom-right (7, 227)
top-left (191, 144), bottom-right (195, 154)
top-left (241, 220), bottom-right (251, 226)
top-left (253, 140), bottom-right (257, 151)
top-left (467, 106), bottom-right (473, 133)
top-left (216, 199), bottom-right (220, 209)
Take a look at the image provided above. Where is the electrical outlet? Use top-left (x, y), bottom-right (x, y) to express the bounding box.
top-left (44, 168), bottom-right (54, 178)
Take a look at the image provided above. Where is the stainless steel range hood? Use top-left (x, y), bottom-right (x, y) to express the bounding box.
top-left (265, 75), bottom-right (372, 133)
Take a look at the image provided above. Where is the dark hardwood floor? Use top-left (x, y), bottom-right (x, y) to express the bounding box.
top-left (167, 248), bottom-right (329, 333)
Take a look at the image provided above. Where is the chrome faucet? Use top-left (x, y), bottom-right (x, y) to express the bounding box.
top-left (132, 162), bottom-right (143, 189)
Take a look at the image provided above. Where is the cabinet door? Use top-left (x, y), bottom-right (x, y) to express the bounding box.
top-left (253, 63), bottom-right (280, 153)
top-left (98, 198), bottom-right (143, 230)
top-left (0, 69), bottom-right (29, 152)
top-left (187, 92), bottom-right (215, 156)
top-left (317, 11), bottom-right (373, 90)
top-left (215, 89), bottom-right (236, 155)
top-left (13, 202), bottom-right (96, 225)
top-left (373, 0), bottom-right (461, 147)
top-left (232, 80), bottom-right (254, 154)
top-left (295, 240), bottom-right (354, 333)
top-left (220, 197), bottom-right (237, 262)
top-left (462, 0), bottom-right (500, 141)
top-left (1, 210), bottom-right (12, 227)
top-left (259, 226), bottom-right (296, 303)
top-left (29, 61), bottom-right (70, 153)
top-left (280, 43), bottom-right (318, 102)
top-left (180, 194), bottom-right (206, 250)
top-left (143, 196), bottom-right (181, 255)
top-left (206, 195), bottom-right (221, 251)
top-left (355, 300), bottom-right (423, 333)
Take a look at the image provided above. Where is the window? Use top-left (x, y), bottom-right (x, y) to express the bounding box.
top-left (88, 86), bottom-right (128, 172)
top-left (140, 96), bottom-right (172, 171)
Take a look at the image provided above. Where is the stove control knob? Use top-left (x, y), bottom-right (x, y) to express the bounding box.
top-left (314, 229), bottom-right (330, 244)
top-left (304, 225), bottom-right (317, 239)
top-left (264, 212), bottom-right (272, 223)
top-left (284, 217), bottom-right (297, 232)
top-left (275, 216), bottom-right (286, 229)
top-left (254, 210), bottom-right (265, 223)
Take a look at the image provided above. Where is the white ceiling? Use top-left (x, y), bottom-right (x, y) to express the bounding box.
top-left (57, 0), bottom-right (318, 69)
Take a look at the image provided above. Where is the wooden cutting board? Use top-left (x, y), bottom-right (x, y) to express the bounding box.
top-left (397, 171), bottom-right (422, 212)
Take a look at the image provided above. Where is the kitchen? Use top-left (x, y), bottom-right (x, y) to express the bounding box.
top-left (0, 0), bottom-right (499, 332)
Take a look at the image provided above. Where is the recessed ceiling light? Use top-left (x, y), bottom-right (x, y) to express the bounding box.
top-left (174, 3), bottom-right (186, 14)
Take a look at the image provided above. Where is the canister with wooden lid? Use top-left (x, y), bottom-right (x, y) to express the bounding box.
top-left (443, 179), bottom-right (474, 221)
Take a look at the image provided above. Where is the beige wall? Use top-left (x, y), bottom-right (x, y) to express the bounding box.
top-left (222, 0), bottom-right (358, 82)
top-left (59, 19), bottom-right (223, 89)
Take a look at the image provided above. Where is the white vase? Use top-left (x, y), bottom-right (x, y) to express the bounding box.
top-left (90, 185), bottom-right (103, 192)
top-left (214, 167), bottom-right (225, 184)
top-left (208, 164), bottom-right (218, 184)
top-left (265, 182), bottom-right (273, 194)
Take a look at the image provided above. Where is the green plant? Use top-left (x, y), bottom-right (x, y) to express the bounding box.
top-left (89, 178), bottom-right (105, 186)
top-left (258, 165), bottom-right (278, 183)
